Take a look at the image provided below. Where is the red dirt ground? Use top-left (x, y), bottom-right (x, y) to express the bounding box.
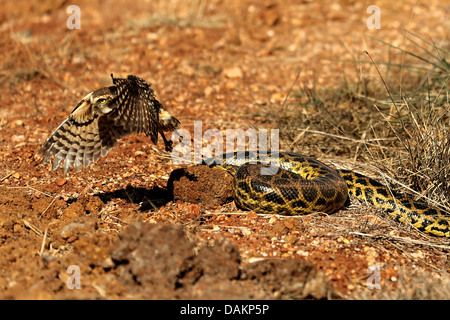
top-left (0, 0), bottom-right (448, 299)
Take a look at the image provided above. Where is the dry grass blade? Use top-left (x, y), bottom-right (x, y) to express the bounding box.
top-left (40, 196), bottom-right (58, 218)
top-left (39, 225), bottom-right (49, 256)
top-left (22, 220), bottom-right (43, 237)
top-left (350, 232), bottom-right (450, 250)
top-left (0, 172), bottom-right (14, 182)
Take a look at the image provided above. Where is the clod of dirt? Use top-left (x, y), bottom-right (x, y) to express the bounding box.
top-left (267, 218), bottom-right (304, 239)
top-left (180, 238), bottom-right (262, 299)
top-left (72, 238), bottom-right (114, 269)
top-left (194, 238), bottom-right (241, 280)
top-left (110, 222), bottom-right (196, 295)
top-left (110, 222), bottom-right (259, 299)
top-left (168, 165), bottom-right (234, 207)
top-left (59, 216), bottom-right (97, 241)
top-left (108, 221), bottom-right (330, 299)
top-left (0, 186), bottom-right (66, 220)
top-left (242, 259), bottom-right (331, 299)
top-left (64, 195), bottom-right (104, 217)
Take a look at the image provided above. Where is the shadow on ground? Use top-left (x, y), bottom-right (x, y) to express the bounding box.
top-left (94, 185), bottom-right (171, 212)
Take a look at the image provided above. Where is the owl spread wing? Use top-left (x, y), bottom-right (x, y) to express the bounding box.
top-left (39, 74), bottom-right (180, 174)
top-left (109, 75), bottom-right (160, 143)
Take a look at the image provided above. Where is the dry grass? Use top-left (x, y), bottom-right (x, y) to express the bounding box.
top-left (0, 38), bottom-right (54, 87)
top-left (270, 32), bottom-right (450, 209)
top-left (125, 0), bottom-right (224, 29)
top-left (263, 33), bottom-right (450, 299)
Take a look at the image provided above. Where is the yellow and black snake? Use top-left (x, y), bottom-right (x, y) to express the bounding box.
top-left (204, 151), bottom-right (450, 238)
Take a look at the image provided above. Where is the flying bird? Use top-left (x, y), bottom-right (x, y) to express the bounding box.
top-left (39, 74), bottom-right (180, 174)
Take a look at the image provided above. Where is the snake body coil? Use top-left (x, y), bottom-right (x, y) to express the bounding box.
top-left (205, 151), bottom-right (450, 237)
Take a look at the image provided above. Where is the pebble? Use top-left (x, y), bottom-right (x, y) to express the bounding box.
top-left (222, 66), bottom-right (243, 79)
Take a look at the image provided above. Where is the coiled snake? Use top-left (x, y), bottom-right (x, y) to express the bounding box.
top-left (204, 151), bottom-right (450, 238)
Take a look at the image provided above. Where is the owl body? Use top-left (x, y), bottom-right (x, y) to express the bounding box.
top-left (39, 74), bottom-right (180, 174)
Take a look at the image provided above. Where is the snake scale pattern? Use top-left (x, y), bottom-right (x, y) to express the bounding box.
top-left (205, 151), bottom-right (450, 237)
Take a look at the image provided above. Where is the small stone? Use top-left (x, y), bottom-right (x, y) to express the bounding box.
top-left (222, 66), bottom-right (243, 79)
top-left (56, 178), bottom-right (67, 186)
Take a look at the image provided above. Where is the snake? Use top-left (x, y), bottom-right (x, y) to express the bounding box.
top-left (204, 151), bottom-right (450, 238)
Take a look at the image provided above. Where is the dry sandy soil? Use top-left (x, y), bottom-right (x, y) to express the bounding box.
top-left (0, 0), bottom-right (449, 300)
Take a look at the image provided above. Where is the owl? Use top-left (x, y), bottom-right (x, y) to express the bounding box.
top-left (39, 74), bottom-right (180, 174)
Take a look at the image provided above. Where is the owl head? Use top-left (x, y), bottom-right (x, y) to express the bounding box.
top-left (71, 86), bottom-right (117, 123)
top-left (90, 87), bottom-right (117, 114)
